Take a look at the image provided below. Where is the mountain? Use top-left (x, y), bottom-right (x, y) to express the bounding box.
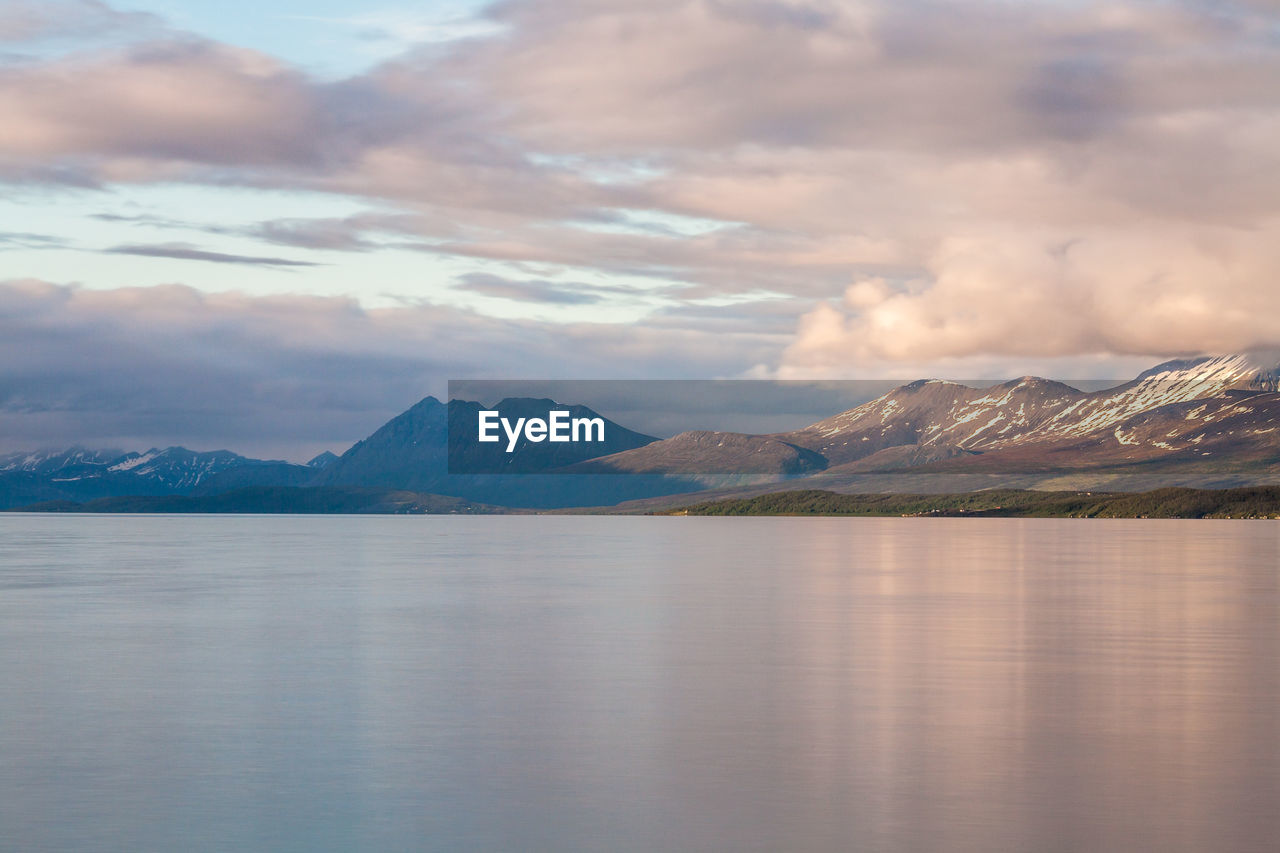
top-left (316, 396), bottom-right (694, 508)
top-left (99, 447), bottom-right (271, 491)
top-left (785, 353), bottom-right (1280, 464)
top-left (786, 353), bottom-right (1280, 462)
top-left (570, 430), bottom-right (828, 475)
top-left (583, 353), bottom-right (1280, 496)
top-left (307, 451), bottom-right (339, 469)
top-left (10, 353), bottom-right (1280, 513)
top-left (0, 447), bottom-right (124, 475)
top-left (319, 396), bottom-right (658, 487)
top-left (187, 462), bottom-right (316, 496)
top-left (318, 397), bottom-right (449, 491)
top-left (0, 397), bottom-right (680, 511)
top-left (0, 446), bottom-right (291, 510)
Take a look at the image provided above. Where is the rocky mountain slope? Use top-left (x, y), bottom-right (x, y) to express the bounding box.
top-left (582, 353), bottom-right (1280, 494)
top-left (786, 353), bottom-right (1280, 463)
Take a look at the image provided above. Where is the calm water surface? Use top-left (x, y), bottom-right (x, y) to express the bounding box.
top-left (1, 515), bottom-right (1277, 852)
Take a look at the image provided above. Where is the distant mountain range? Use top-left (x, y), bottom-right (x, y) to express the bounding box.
top-left (0, 445), bottom-right (290, 508)
top-left (7, 354), bottom-right (1280, 512)
top-left (0, 398), bottom-right (686, 510)
top-left (587, 353), bottom-right (1280, 477)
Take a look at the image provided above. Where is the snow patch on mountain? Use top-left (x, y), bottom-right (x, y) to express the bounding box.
top-left (791, 352), bottom-right (1280, 464)
top-left (108, 450), bottom-right (161, 472)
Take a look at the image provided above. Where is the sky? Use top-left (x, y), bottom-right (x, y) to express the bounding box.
top-left (2, 0), bottom-right (1279, 459)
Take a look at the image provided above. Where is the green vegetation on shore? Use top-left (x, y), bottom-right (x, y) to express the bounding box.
top-left (671, 487), bottom-right (1280, 519)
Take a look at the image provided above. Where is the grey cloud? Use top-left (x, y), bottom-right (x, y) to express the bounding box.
top-left (0, 38), bottom-right (323, 170)
top-left (648, 298), bottom-right (815, 335)
top-left (104, 243), bottom-right (323, 267)
top-left (0, 231), bottom-right (64, 248)
top-left (1019, 57), bottom-right (1128, 142)
top-left (92, 211), bottom-right (418, 254)
top-left (707, 0), bottom-right (837, 31)
top-left (90, 212), bottom-right (188, 226)
top-left (454, 272), bottom-right (605, 305)
top-left (0, 0), bottom-right (159, 43)
top-left (248, 218), bottom-right (382, 252)
top-left (0, 162), bottom-right (103, 188)
top-left (0, 280), bottom-right (786, 459)
top-left (8, 2), bottom-right (1280, 192)
top-left (238, 213), bottom-right (443, 252)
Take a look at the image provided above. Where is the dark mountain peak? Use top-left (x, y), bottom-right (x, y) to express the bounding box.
top-left (307, 451), bottom-right (339, 469)
top-left (124, 446), bottom-right (252, 463)
top-left (495, 396), bottom-right (558, 407)
top-left (361, 397), bottom-right (449, 443)
top-left (411, 395), bottom-right (444, 410)
top-left (322, 394), bottom-right (658, 487)
top-left (371, 396), bottom-right (445, 427)
top-left (485, 396), bottom-right (603, 416)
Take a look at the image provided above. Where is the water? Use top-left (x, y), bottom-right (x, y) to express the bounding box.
top-left (1, 515), bottom-right (1277, 853)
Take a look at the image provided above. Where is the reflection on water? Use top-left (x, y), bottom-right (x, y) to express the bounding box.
top-left (1, 515), bottom-right (1277, 852)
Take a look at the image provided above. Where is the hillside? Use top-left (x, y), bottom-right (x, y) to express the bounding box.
top-left (673, 487), bottom-right (1280, 519)
top-left (577, 354), bottom-right (1280, 494)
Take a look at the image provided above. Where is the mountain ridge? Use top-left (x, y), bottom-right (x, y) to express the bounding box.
top-left (571, 353), bottom-right (1280, 491)
top-left (7, 353), bottom-right (1280, 511)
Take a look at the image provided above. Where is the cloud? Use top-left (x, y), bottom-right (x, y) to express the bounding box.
top-left (648, 297), bottom-right (813, 335)
top-left (5, 0), bottom-right (1280, 371)
top-left (472, 0), bottom-right (1261, 154)
top-left (236, 212), bottom-right (451, 252)
top-left (0, 280), bottom-right (787, 458)
top-left (453, 272), bottom-right (605, 305)
top-left (0, 231), bottom-right (64, 248)
top-left (0, 39), bottom-right (321, 176)
top-left (245, 218), bottom-right (383, 252)
top-left (104, 242), bottom-right (324, 267)
top-left (781, 221), bottom-right (1280, 373)
top-left (0, 0), bottom-right (158, 43)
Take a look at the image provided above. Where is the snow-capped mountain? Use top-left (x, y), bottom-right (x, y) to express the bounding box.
top-left (582, 353), bottom-right (1280, 491)
top-left (0, 446), bottom-right (266, 486)
top-left (0, 446), bottom-right (298, 509)
top-left (0, 447), bottom-right (123, 476)
top-left (788, 353), bottom-right (1280, 464)
top-left (101, 447), bottom-right (263, 490)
